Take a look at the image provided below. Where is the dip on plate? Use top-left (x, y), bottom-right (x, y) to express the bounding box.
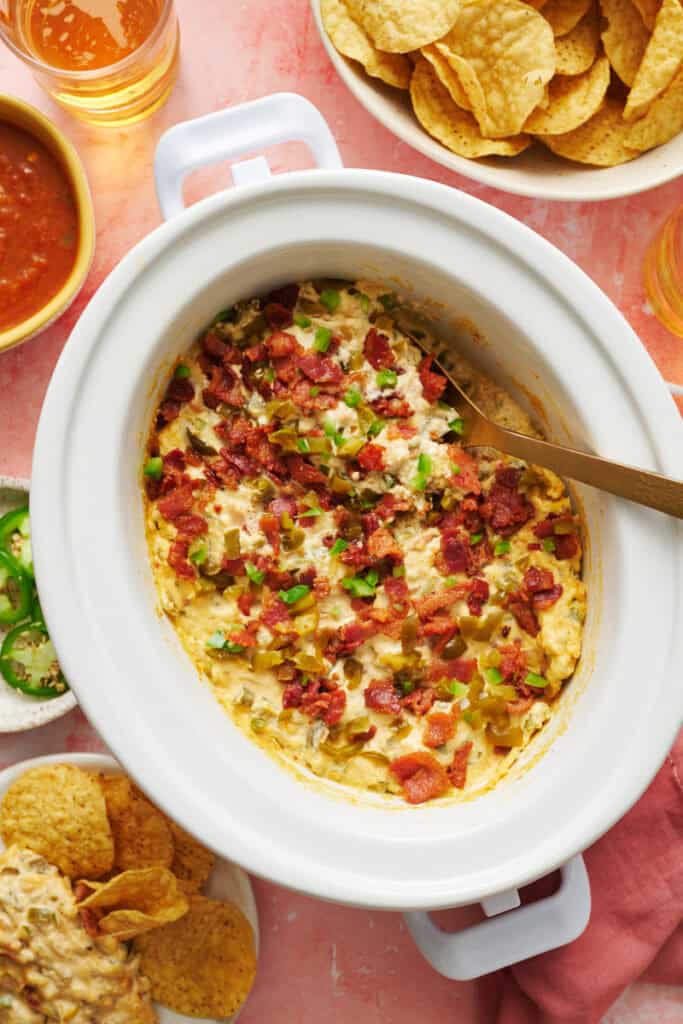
top-left (144, 280), bottom-right (586, 805)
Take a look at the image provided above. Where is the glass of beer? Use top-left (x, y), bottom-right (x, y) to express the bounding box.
top-left (0, 0), bottom-right (179, 126)
top-left (643, 204), bottom-right (683, 339)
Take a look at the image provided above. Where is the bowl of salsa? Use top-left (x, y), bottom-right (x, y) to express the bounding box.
top-left (0, 95), bottom-right (94, 353)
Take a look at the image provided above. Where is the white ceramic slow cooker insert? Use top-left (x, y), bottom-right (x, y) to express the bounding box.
top-left (31, 97), bottom-right (682, 959)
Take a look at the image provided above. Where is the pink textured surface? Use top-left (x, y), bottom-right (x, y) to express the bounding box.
top-left (0, 2), bottom-right (681, 1022)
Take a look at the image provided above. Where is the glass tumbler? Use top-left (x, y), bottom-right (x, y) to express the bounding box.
top-left (643, 204), bottom-right (683, 339)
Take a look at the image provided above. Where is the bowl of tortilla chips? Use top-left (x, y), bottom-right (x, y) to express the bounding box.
top-left (312, 0), bottom-right (683, 200)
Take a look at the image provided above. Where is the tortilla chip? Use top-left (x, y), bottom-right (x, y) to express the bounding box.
top-left (555, 6), bottom-right (601, 73)
top-left (77, 867), bottom-right (188, 941)
top-left (321, 0), bottom-right (411, 88)
top-left (167, 820), bottom-right (215, 891)
top-left (99, 775), bottom-right (174, 872)
top-left (410, 61), bottom-right (531, 157)
top-left (542, 0), bottom-right (593, 33)
top-left (623, 0), bottom-right (683, 120)
top-left (134, 894), bottom-right (257, 1018)
top-left (625, 66), bottom-right (683, 148)
top-left (600, 0), bottom-right (651, 85)
top-left (346, 0), bottom-right (461, 52)
top-left (434, 0), bottom-right (555, 137)
top-left (421, 43), bottom-right (471, 109)
top-left (526, 56), bottom-right (610, 132)
top-left (0, 764), bottom-right (114, 880)
top-left (632, 0), bottom-right (661, 26)
top-left (537, 95), bottom-right (639, 162)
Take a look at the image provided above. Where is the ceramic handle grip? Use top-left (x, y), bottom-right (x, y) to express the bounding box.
top-left (404, 855), bottom-right (591, 981)
top-left (154, 93), bottom-right (343, 220)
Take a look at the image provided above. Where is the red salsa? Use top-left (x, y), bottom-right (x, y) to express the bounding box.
top-left (0, 121), bottom-right (79, 332)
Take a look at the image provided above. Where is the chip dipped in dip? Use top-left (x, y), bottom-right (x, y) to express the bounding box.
top-left (144, 280), bottom-right (586, 805)
top-left (0, 845), bottom-right (156, 1023)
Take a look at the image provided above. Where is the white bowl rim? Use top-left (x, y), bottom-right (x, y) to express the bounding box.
top-left (309, 0), bottom-right (683, 202)
top-left (30, 169), bottom-right (683, 909)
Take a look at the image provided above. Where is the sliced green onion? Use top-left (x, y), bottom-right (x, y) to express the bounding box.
top-left (323, 420), bottom-right (344, 447)
top-left (298, 507), bottom-right (323, 518)
top-left (206, 631), bottom-right (246, 655)
top-left (449, 417), bottom-right (465, 435)
top-left (314, 326), bottom-right (332, 352)
top-left (392, 565), bottom-right (405, 578)
top-left (411, 473), bottom-right (428, 492)
top-left (399, 679), bottom-right (415, 695)
top-left (189, 543), bottom-right (207, 566)
top-left (379, 293), bottom-right (396, 310)
top-left (358, 293), bottom-right (370, 313)
top-left (297, 438), bottom-right (311, 453)
top-left (279, 584), bottom-right (311, 605)
top-left (144, 457), bottom-right (163, 480)
top-left (212, 307), bottom-right (234, 324)
top-left (365, 568), bottom-right (379, 587)
top-left (294, 313), bottom-right (312, 328)
top-left (376, 368), bottom-right (397, 389)
top-left (245, 562), bottom-right (265, 585)
top-left (484, 667), bottom-right (503, 685)
top-left (263, 367), bottom-right (276, 382)
top-left (344, 388), bottom-right (362, 408)
top-left (494, 540), bottom-right (511, 556)
top-left (450, 463), bottom-right (461, 475)
top-left (320, 289), bottom-right (341, 314)
top-left (470, 532), bottom-right (483, 545)
top-left (543, 538), bottom-right (556, 553)
top-left (309, 386), bottom-right (320, 397)
top-left (174, 364), bottom-right (191, 379)
top-left (449, 681), bottom-right (468, 697)
top-left (341, 575), bottom-right (376, 598)
top-left (417, 453), bottom-right (432, 475)
top-left (367, 419), bottom-right (385, 438)
top-left (526, 672), bottom-right (549, 688)
top-left (444, 575), bottom-right (458, 587)
top-left (330, 538), bottom-right (349, 557)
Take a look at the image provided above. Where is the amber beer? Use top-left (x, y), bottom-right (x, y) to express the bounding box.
top-left (0, 0), bottom-right (179, 125)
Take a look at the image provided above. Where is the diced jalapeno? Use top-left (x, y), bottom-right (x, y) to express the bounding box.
top-left (144, 457), bottom-right (163, 479)
top-left (376, 369), bottom-right (397, 389)
top-left (494, 540), bottom-right (511, 556)
top-left (449, 417), bottom-right (465, 435)
top-left (314, 327), bottom-right (332, 352)
top-left (278, 584), bottom-right (311, 605)
top-left (294, 314), bottom-right (312, 328)
top-left (320, 289), bottom-right (341, 314)
top-left (174, 364), bottom-right (191, 379)
top-left (344, 388), bottom-right (362, 408)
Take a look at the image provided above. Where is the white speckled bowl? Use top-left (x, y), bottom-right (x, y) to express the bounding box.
top-left (310, 0), bottom-right (683, 202)
top-left (0, 477), bottom-right (76, 733)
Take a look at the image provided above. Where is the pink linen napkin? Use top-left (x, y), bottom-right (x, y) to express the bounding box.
top-left (493, 728), bottom-right (683, 1023)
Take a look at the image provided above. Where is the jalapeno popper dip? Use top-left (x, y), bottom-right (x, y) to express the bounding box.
top-left (144, 281), bottom-right (586, 805)
top-left (0, 846), bottom-right (155, 1024)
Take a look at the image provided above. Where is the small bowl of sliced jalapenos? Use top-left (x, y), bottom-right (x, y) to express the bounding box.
top-left (0, 477), bottom-right (76, 732)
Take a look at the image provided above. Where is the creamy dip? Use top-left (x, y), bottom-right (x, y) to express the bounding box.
top-left (144, 280), bottom-right (586, 804)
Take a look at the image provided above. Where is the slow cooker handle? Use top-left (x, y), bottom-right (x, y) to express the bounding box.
top-left (404, 853), bottom-right (591, 980)
top-left (154, 93), bottom-right (343, 220)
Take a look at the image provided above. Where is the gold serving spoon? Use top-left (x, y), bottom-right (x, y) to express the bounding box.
top-left (411, 339), bottom-right (683, 519)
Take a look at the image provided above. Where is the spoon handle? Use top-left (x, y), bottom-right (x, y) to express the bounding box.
top-left (497, 429), bottom-right (683, 519)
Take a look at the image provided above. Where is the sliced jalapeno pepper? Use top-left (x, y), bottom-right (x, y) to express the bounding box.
top-left (0, 622), bottom-right (68, 698)
top-left (0, 550), bottom-right (31, 625)
top-left (0, 506), bottom-right (33, 578)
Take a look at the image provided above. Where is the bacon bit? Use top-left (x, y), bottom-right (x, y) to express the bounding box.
top-left (204, 456), bottom-right (239, 490)
top-left (326, 619), bottom-right (377, 658)
top-left (221, 557), bottom-right (245, 576)
top-left (438, 525), bottom-right (492, 578)
top-left (384, 575), bottom-right (410, 606)
top-left (499, 642), bottom-right (528, 686)
top-left (314, 576), bottom-right (331, 601)
top-left (387, 421), bottom-right (418, 440)
top-left (496, 466), bottom-right (522, 489)
top-left (427, 657), bottom-right (476, 684)
top-left (237, 591), bottom-right (254, 616)
top-left (524, 566), bottom-right (554, 593)
top-left (375, 493), bottom-right (413, 522)
top-left (361, 511), bottom-right (381, 536)
top-left (261, 594), bottom-right (290, 628)
top-left (389, 751), bottom-right (450, 804)
top-left (418, 355), bottom-right (446, 403)
top-left (363, 328), bottom-right (395, 369)
top-left (423, 711), bottom-right (456, 749)
top-left (267, 283), bottom-right (299, 309)
top-left (481, 475), bottom-right (534, 535)
top-left (506, 697), bottom-right (534, 715)
top-left (324, 688), bottom-right (346, 726)
top-left (420, 614), bottom-right (456, 638)
top-left (266, 330), bottom-right (300, 359)
top-left (353, 725), bottom-right (377, 743)
top-left (414, 587), bottom-right (461, 621)
top-left (533, 584), bottom-right (563, 610)
top-left (79, 907), bottom-right (103, 938)
top-left (370, 394), bottom-right (413, 419)
top-left (203, 364), bottom-right (245, 409)
top-left (244, 342), bottom-right (267, 362)
top-left (269, 496), bottom-right (299, 520)
top-left (340, 541), bottom-right (372, 570)
top-left (447, 741), bottom-right (473, 789)
top-left (507, 599), bottom-right (540, 637)
top-left (173, 513), bottom-right (208, 539)
top-left (201, 330), bottom-right (227, 361)
top-left (448, 445), bottom-right (481, 495)
top-left (167, 377), bottom-right (195, 404)
top-left (527, 542), bottom-right (542, 552)
top-left (467, 577), bottom-right (489, 616)
top-left (364, 679), bottom-right (402, 715)
top-left (298, 353), bottom-right (344, 386)
top-left (158, 483), bottom-right (195, 521)
top-left (162, 448), bottom-right (186, 472)
top-left (287, 378), bottom-right (338, 412)
top-left (282, 683), bottom-right (303, 708)
top-left (168, 539), bottom-right (196, 580)
top-left (357, 443), bottom-right (385, 473)
top-left (265, 302), bottom-right (294, 329)
top-left (228, 628), bottom-right (256, 648)
top-left (300, 680), bottom-right (347, 726)
top-left (220, 449), bottom-right (260, 479)
top-left (260, 512), bottom-right (281, 555)
top-left (284, 455), bottom-right (328, 487)
top-left (555, 533), bottom-right (579, 560)
top-left (400, 686), bottom-right (435, 716)
top-left (367, 527), bottom-right (402, 563)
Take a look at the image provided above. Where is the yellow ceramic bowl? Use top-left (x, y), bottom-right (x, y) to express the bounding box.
top-left (0, 95), bottom-right (95, 354)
